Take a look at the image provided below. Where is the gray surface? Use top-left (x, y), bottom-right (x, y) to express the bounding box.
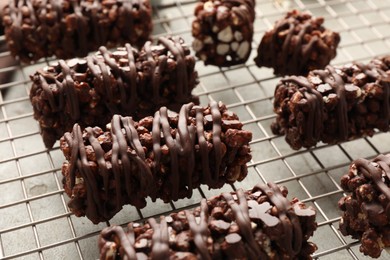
top-left (1, 0), bottom-right (390, 259)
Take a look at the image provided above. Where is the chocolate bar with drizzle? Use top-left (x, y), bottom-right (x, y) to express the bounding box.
top-left (30, 36), bottom-right (199, 148)
top-left (60, 101), bottom-right (252, 223)
top-left (254, 10), bottom-right (340, 76)
top-left (2, 0), bottom-right (152, 63)
top-left (339, 154), bottom-right (390, 258)
top-left (98, 182), bottom-right (317, 259)
top-left (272, 56), bottom-right (390, 150)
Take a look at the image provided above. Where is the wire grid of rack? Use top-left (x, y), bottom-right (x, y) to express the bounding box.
top-left (1, 0), bottom-right (390, 259)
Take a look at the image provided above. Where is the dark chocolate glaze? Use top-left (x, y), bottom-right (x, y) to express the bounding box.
top-left (85, 0), bottom-right (104, 48)
top-left (143, 41), bottom-right (158, 102)
top-left (281, 76), bottom-right (324, 144)
top-left (65, 101), bottom-right (224, 220)
top-left (59, 60), bottom-right (80, 121)
top-left (64, 124), bottom-right (102, 219)
top-left (158, 36), bottom-right (187, 100)
top-left (355, 155), bottom-right (390, 201)
top-left (98, 183), bottom-right (316, 259)
top-left (99, 225), bottom-right (137, 260)
top-left (314, 66), bottom-right (348, 140)
top-left (252, 182), bottom-right (309, 257)
top-left (224, 0), bottom-right (256, 22)
top-left (71, 0), bottom-right (89, 56)
top-left (211, 101), bottom-right (223, 185)
top-left (222, 190), bottom-right (260, 258)
top-left (39, 74), bottom-right (58, 112)
top-left (185, 199), bottom-right (211, 260)
top-left (270, 14), bottom-right (318, 75)
top-left (149, 218), bottom-right (170, 260)
top-left (5, 0), bottom-right (150, 61)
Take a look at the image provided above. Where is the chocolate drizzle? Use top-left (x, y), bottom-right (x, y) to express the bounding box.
top-left (158, 37), bottom-right (187, 100)
top-left (98, 183), bottom-right (317, 259)
top-left (354, 155), bottom-right (390, 201)
top-left (281, 76), bottom-right (324, 145)
top-left (225, 0), bottom-right (256, 23)
top-left (71, 0), bottom-right (89, 56)
top-left (185, 200), bottom-right (211, 260)
top-left (59, 60), bottom-right (80, 120)
top-left (252, 183), bottom-right (305, 257)
top-left (65, 124), bottom-right (103, 219)
top-left (99, 225), bottom-right (137, 260)
top-left (314, 66), bottom-right (348, 140)
top-left (4, 0), bottom-right (152, 62)
top-left (211, 102), bottom-right (223, 185)
top-left (222, 190), bottom-right (260, 258)
top-left (269, 13), bottom-right (318, 75)
top-left (149, 217), bottom-right (170, 259)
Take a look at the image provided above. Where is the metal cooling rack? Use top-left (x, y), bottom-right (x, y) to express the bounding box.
top-left (1, 0), bottom-right (390, 259)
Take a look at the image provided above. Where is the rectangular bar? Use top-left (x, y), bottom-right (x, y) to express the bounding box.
top-left (60, 101), bottom-right (252, 223)
top-left (2, 0), bottom-right (152, 63)
top-left (272, 56), bottom-right (390, 150)
top-left (30, 36), bottom-right (199, 148)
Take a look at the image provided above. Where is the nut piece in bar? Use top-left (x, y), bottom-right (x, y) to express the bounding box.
top-left (339, 154), bottom-right (390, 258)
top-left (30, 36), bottom-right (199, 148)
top-left (272, 56), bottom-right (390, 150)
top-left (192, 0), bottom-right (255, 66)
top-left (60, 101), bottom-right (252, 224)
top-left (254, 10), bottom-right (340, 76)
top-left (98, 182), bottom-right (317, 259)
top-left (2, 0), bottom-right (152, 63)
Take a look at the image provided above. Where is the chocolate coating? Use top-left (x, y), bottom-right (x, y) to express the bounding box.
top-left (60, 102), bottom-right (252, 223)
top-left (2, 0), bottom-right (152, 63)
top-left (192, 0), bottom-right (255, 66)
top-left (30, 36), bottom-right (199, 148)
top-left (339, 154), bottom-right (390, 258)
top-left (272, 56), bottom-right (390, 150)
top-left (254, 10), bottom-right (340, 76)
top-left (98, 182), bottom-right (317, 259)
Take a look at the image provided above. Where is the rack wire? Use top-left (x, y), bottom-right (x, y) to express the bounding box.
top-left (1, 0), bottom-right (390, 259)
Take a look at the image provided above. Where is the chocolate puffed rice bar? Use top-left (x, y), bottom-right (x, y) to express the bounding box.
top-left (30, 36), bottom-right (199, 148)
top-left (254, 10), bottom-right (340, 76)
top-left (60, 101), bottom-right (252, 223)
top-left (2, 0), bottom-right (152, 63)
top-left (98, 182), bottom-right (317, 260)
top-left (339, 154), bottom-right (390, 258)
top-left (272, 56), bottom-right (390, 150)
